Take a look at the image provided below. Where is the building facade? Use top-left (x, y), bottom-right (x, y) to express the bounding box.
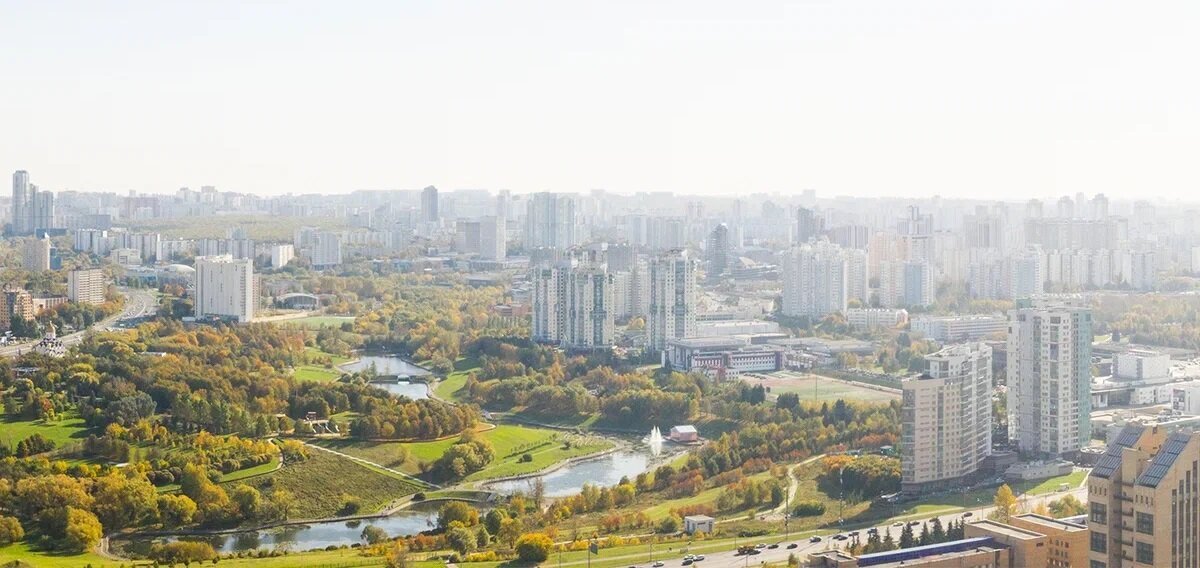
top-left (1008, 299), bottom-right (1093, 457)
top-left (902, 343), bottom-right (993, 491)
top-left (194, 255), bottom-right (255, 322)
top-left (780, 240), bottom-right (850, 320)
top-left (648, 249), bottom-right (697, 351)
top-left (68, 268), bottom-right (107, 305)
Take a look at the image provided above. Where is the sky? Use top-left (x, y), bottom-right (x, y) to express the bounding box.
top-left (3, 1), bottom-right (1200, 199)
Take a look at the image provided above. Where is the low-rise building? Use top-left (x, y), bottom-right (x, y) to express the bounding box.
top-left (911, 314), bottom-right (1008, 342)
top-left (663, 337), bottom-right (783, 380)
top-left (845, 308), bottom-right (909, 331)
top-left (669, 425), bottom-right (699, 443)
top-left (682, 515), bottom-right (713, 534)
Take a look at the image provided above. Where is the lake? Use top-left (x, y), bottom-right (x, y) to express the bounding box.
top-left (487, 449), bottom-right (656, 498)
top-left (115, 506), bottom-right (442, 555)
top-left (340, 354), bottom-right (431, 378)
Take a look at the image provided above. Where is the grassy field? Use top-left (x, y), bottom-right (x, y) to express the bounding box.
top-left (314, 424), bottom-right (613, 482)
top-left (306, 346), bottom-right (352, 365)
top-left (294, 365), bottom-right (344, 382)
top-left (0, 541), bottom-right (114, 568)
top-left (746, 372), bottom-right (900, 403)
top-left (0, 411), bottom-right (92, 449)
top-left (245, 450), bottom-right (421, 519)
top-left (290, 316), bottom-right (357, 329)
top-left (432, 357), bottom-right (479, 401)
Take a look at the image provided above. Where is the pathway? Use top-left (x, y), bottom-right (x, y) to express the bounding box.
top-left (304, 441), bottom-right (439, 490)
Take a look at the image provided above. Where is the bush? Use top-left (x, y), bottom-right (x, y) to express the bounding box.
top-left (792, 501), bottom-right (826, 517)
top-left (149, 541), bottom-right (219, 565)
top-left (515, 533), bottom-right (554, 562)
top-left (0, 515), bottom-right (24, 546)
top-left (520, 453), bottom-right (533, 463)
top-left (656, 515), bottom-right (681, 534)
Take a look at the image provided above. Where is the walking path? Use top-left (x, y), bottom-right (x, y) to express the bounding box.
top-left (304, 441), bottom-right (439, 490)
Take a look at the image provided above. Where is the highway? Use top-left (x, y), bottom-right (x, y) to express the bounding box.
top-left (0, 287), bottom-right (158, 358)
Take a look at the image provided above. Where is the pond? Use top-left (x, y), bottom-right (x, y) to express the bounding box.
top-left (340, 355), bottom-right (431, 378)
top-left (370, 380), bottom-right (429, 400)
top-left (486, 449), bottom-right (658, 498)
top-left (115, 505), bottom-right (443, 555)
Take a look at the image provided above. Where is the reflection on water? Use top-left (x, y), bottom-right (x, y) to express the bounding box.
top-left (116, 507), bottom-right (441, 555)
top-left (372, 381), bottom-right (429, 399)
top-left (488, 450), bottom-right (655, 498)
top-left (341, 355), bottom-right (431, 377)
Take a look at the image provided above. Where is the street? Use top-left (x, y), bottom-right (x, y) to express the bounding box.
top-left (0, 287), bottom-right (158, 358)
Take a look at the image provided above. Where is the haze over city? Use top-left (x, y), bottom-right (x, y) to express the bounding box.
top-left (5, 1), bottom-right (1200, 198)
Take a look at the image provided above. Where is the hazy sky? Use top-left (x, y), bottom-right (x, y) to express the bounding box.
top-left (3, 1), bottom-right (1200, 199)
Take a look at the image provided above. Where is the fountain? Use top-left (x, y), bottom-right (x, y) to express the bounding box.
top-left (647, 426), bottom-right (664, 457)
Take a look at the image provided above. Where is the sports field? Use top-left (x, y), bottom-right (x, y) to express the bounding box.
top-left (743, 370), bottom-right (900, 403)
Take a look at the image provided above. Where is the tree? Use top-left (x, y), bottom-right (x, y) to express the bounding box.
top-left (929, 517), bottom-right (945, 542)
top-left (1049, 494), bottom-right (1087, 518)
top-left (446, 526), bottom-right (477, 555)
top-left (515, 533), bottom-right (554, 562)
top-left (62, 507), bottom-right (103, 553)
top-left (991, 484), bottom-right (1017, 523)
top-left (230, 484), bottom-right (264, 520)
top-left (362, 525), bottom-right (390, 545)
top-left (483, 508), bottom-right (507, 535)
top-left (157, 494), bottom-right (198, 528)
top-left (437, 501), bottom-right (479, 529)
top-left (149, 541), bottom-right (218, 565)
top-left (657, 514), bottom-right (681, 534)
top-left (498, 517), bottom-right (524, 547)
top-left (92, 473), bottom-right (158, 530)
top-left (899, 523), bottom-right (915, 548)
top-left (0, 515), bottom-right (23, 546)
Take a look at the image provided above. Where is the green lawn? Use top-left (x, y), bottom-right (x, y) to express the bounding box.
top-left (244, 450), bottom-right (421, 519)
top-left (0, 411), bottom-right (92, 449)
top-left (0, 541), bottom-right (113, 568)
top-left (314, 424), bottom-right (614, 481)
top-left (306, 346), bottom-right (352, 365)
top-left (433, 357), bottom-right (480, 401)
top-left (294, 364), bottom-right (343, 382)
top-left (290, 316), bottom-right (356, 329)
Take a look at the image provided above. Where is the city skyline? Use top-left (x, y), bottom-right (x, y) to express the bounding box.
top-left (5, 2), bottom-right (1200, 199)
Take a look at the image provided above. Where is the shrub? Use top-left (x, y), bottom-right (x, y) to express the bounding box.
top-left (792, 501), bottom-right (826, 517)
top-left (515, 533), bottom-right (553, 562)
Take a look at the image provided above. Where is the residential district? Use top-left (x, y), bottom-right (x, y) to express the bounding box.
top-left (4, 174), bottom-right (1200, 568)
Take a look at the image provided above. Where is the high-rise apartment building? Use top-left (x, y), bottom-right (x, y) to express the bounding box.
top-left (530, 249), bottom-right (613, 349)
top-left (1086, 424), bottom-right (1200, 568)
top-left (1007, 299), bottom-right (1092, 457)
top-left (795, 206), bottom-right (823, 244)
top-left (310, 232), bottom-right (343, 269)
top-left (648, 249), bottom-right (697, 351)
top-left (706, 223), bottom-right (731, 280)
top-left (194, 255), bottom-right (255, 323)
top-left (903, 260), bottom-right (934, 307)
top-left (11, 170), bottom-right (31, 235)
top-left (780, 240), bottom-right (849, 319)
top-left (421, 185), bottom-right (439, 223)
top-left (524, 192), bottom-right (576, 250)
top-left (22, 235), bottom-right (51, 272)
top-left (68, 268), bottom-right (107, 305)
top-left (270, 244), bottom-right (295, 269)
top-left (901, 343), bottom-right (992, 492)
top-left (479, 216), bottom-right (506, 260)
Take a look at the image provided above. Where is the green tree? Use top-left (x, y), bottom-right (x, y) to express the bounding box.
top-left (362, 525), bottom-right (390, 545)
top-left (899, 523), bottom-right (915, 548)
top-left (446, 526), bottom-right (477, 555)
top-left (92, 473), bottom-right (158, 530)
top-left (437, 501), bottom-right (479, 529)
top-left (156, 494), bottom-right (198, 528)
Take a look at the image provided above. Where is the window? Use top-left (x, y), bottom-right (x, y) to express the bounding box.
top-left (1136, 512), bottom-right (1153, 534)
top-left (1090, 561), bottom-right (1106, 568)
top-left (1136, 542), bottom-right (1154, 564)
top-left (1090, 502), bottom-right (1107, 524)
top-left (1090, 532), bottom-right (1107, 554)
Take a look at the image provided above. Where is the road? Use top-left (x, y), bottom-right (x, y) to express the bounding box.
top-left (597, 484), bottom-right (1089, 568)
top-left (0, 287), bottom-right (158, 358)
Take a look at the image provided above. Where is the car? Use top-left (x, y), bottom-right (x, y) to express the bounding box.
top-left (866, 528), bottom-right (878, 535)
top-left (892, 522), bottom-right (904, 527)
top-left (682, 560), bottom-right (693, 566)
top-left (806, 538), bottom-right (819, 544)
top-left (694, 555), bottom-right (705, 561)
top-left (833, 535), bottom-right (848, 541)
top-left (684, 555), bottom-right (694, 561)
top-left (767, 544), bottom-right (779, 549)
top-left (848, 531), bottom-right (860, 537)
top-left (908, 521), bottom-right (921, 527)
top-left (962, 512), bottom-right (974, 518)
top-left (653, 562), bottom-right (664, 567)
top-left (755, 544), bottom-right (766, 549)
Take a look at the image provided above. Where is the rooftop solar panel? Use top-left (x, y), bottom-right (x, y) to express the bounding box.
top-left (1093, 425), bottom-right (1145, 479)
top-left (1137, 432), bottom-right (1191, 488)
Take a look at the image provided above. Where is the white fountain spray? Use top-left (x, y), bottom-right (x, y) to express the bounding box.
top-left (647, 426), bottom-right (663, 457)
